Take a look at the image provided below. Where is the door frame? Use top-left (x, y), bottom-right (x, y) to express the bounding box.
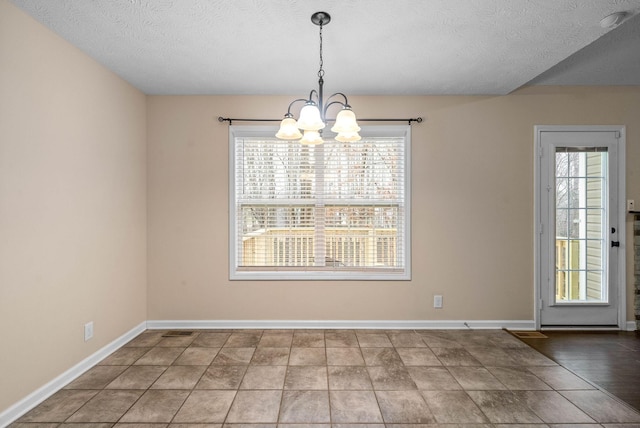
top-left (534, 125), bottom-right (626, 330)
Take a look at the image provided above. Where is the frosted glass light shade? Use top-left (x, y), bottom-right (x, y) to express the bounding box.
top-left (296, 104), bottom-right (325, 131)
top-left (276, 117), bottom-right (303, 140)
top-left (300, 130), bottom-right (324, 145)
top-left (331, 108), bottom-right (360, 133)
top-left (335, 131), bottom-right (361, 142)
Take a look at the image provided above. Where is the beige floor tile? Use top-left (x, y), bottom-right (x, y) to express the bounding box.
top-left (173, 347), bottom-right (219, 365)
top-left (150, 365), bottom-right (206, 389)
top-left (465, 346), bottom-right (518, 366)
top-left (259, 333), bottom-right (293, 348)
top-left (240, 365), bottom-right (287, 389)
top-left (114, 424), bottom-right (169, 428)
top-left (421, 390), bottom-right (488, 423)
top-left (64, 366), bottom-right (128, 390)
top-left (416, 331), bottom-right (463, 348)
top-left (134, 347), bottom-right (185, 366)
top-left (361, 348), bottom-right (404, 367)
top-left (225, 333), bottom-right (262, 348)
top-left (455, 331), bottom-right (496, 347)
top-left (489, 332), bottom-right (533, 349)
top-left (171, 423), bottom-right (222, 427)
top-left (18, 390), bottom-right (99, 422)
top-left (448, 366), bottom-right (507, 390)
top-left (387, 333), bottom-right (428, 348)
top-left (221, 425), bottom-right (272, 428)
top-left (329, 390), bottom-right (383, 423)
top-left (119, 390), bottom-right (189, 423)
top-left (328, 366), bottom-right (373, 390)
top-left (196, 365), bottom-right (247, 389)
top-left (59, 423), bottom-right (116, 428)
top-left (284, 366), bottom-right (328, 390)
top-left (191, 332), bottom-right (231, 347)
top-left (325, 331), bottom-right (359, 347)
top-left (106, 365), bottom-right (167, 389)
top-left (173, 390), bottom-right (236, 423)
top-left (375, 390), bottom-right (434, 423)
top-left (124, 331), bottom-right (164, 347)
top-left (65, 390), bottom-right (143, 423)
top-left (213, 348), bottom-right (255, 365)
top-left (250, 347), bottom-right (290, 365)
top-left (156, 334), bottom-right (198, 347)
top-left (226, 390), bottom-right (282, 423)
top-left (99, 347), bottom-right (150, 365)
top-left (488, 366), bottom-right (553, 390)
top-left (547, 425), bottom-right (601, 428)
top-left (514, 390), bottom-right (596, 424)
top-left (332, 424), bottom-right (384, 428)
top-left (505, 347), bottom-right (558, 366)
top-left (356, 334), bottom-right (393, 348)
top-left (326, 348), bottom-right (365, 366)
top-left (431, 347), bottom-right (482, 366)
top-left (292, 331), bottom-right (325, 348)
top-left (11, 424), bottom-right (65, 428)
top-left (289, 348), bottom-right (326, 366)
top-left (466, 390), bottom-right (543, 424)
top-left (367, 366), bottom-right (417, 390)
top-left (526, 366), bottom-right (595, 390)
top-left (407, 366), bottom-right (462, 390)
top-left (396, 348), bottom-right (441, 366)
top-left (279, 390), bottom-right (330, 423)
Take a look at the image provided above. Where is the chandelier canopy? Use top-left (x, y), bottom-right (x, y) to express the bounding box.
top-left (276, 12), bottom-right (361, 145)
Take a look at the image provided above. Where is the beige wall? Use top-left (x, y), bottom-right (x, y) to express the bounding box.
top-left (0, 0), bottom-right (147, 412)
top-left (2, 0), bottom-right (640, 417)
top-left (147, 88), bottom-right (639, 322)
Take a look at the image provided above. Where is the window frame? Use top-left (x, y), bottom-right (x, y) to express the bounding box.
top-left (228, 125), bottom-right (411, 281)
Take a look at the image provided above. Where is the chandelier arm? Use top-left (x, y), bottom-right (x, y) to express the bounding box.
top-left (326, 92), bottom-right (350, 105)
top-left (308, 89), bottom-right (320, 104)
top-left (323, 100), bottom-right (348, 118)
top-left (285, 98), bottom-right (309, 116)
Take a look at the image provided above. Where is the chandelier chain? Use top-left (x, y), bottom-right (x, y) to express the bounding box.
top-left (318, 21), bottom-right (325, 78)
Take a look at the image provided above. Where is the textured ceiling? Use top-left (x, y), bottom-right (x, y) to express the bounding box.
top-left (9, 0), bottom-right (640, 95)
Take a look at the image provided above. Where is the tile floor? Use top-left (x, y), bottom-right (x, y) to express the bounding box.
top-left (11, 329), bottom-right (640, 427)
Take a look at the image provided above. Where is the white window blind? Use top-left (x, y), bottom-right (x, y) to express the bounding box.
top-left (229, 126), bottom-right (411, 280)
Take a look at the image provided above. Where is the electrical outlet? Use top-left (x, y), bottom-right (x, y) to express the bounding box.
top-left (433, 295), bottom-right (443, 309)
top-left (84, 322), bottom-right (94, 341)
top-left (628, 199), bottom-right (635, 212)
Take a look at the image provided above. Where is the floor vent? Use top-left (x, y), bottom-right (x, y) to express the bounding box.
top-left (510, 331), bottom-right (547, 339)
top-left (162, 330), bottom-right (194, 337)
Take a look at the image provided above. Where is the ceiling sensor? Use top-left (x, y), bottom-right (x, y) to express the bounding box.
top-left (600, 11), bottom-right (627, 28)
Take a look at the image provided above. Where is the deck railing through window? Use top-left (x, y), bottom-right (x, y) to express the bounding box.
top-left (241, 227), bottom-right (397, 267)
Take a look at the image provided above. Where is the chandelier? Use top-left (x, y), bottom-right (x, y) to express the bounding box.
top-left (275, 12), bottom-right (361, 145)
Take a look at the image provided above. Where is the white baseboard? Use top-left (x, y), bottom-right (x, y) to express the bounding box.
top-left (626, 321), bottom-right (638, 331)
top-left (0, 321), bottom-right (147, 428)
top-left (146, 319), bottom-right (537, 331)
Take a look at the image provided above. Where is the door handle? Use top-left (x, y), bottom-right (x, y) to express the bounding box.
top-left (611, 241), bottom-right (620, 247)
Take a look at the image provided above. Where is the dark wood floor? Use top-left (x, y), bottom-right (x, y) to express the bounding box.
top-left (520, 330), bottom-right (640, 412)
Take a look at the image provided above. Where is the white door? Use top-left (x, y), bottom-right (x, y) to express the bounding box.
top-left (536, 126), bottom-right (625, 328)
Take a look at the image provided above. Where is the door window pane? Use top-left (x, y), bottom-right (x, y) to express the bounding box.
top-left (554, 148), bottom-right (607, 302)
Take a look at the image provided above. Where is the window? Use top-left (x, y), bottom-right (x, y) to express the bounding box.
top-left (229, 125), bottom-right (411, 280)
